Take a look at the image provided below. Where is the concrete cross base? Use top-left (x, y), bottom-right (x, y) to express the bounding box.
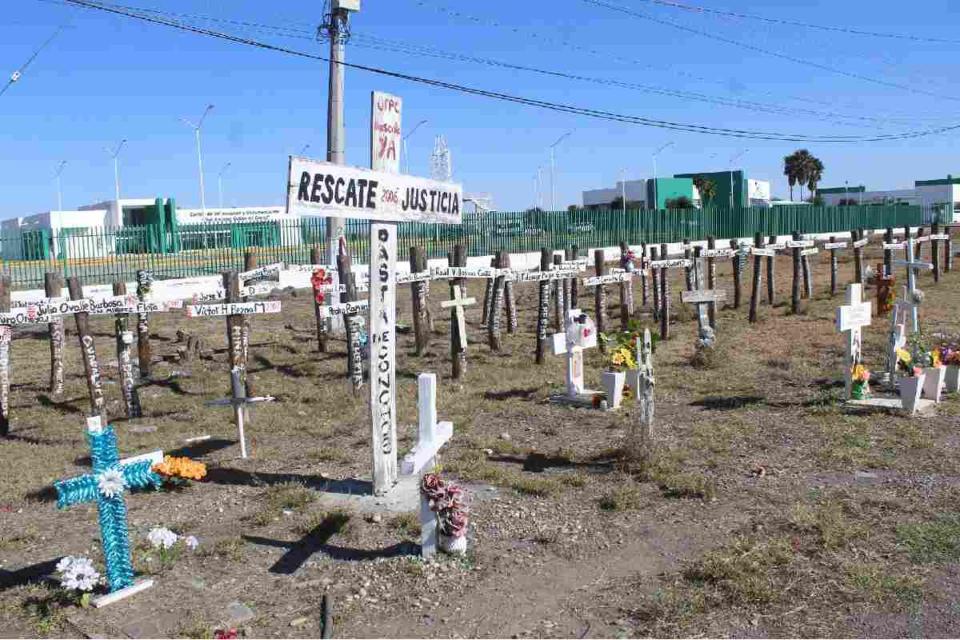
top-left (846, 397), bottom-right (936, 416)
top-left (91, 579), bottom-right (154, 608)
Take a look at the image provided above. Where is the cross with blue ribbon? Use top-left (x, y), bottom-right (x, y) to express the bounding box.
top-left (54, 418), bottom-right (163, 593)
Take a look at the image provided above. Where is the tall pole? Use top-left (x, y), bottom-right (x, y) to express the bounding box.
top-left (728, 148), bottom-right (749, 209)
top-left (54, 160), bottom-right (66, 211)
top-left (218, 162), bottom-right (231, 209)
top-left (621, 169), bottom-right (626, 215)
top-left (402, 119), bottom-right (427, 174)
top-left (181, 104), bottom-right (214, 213)
top-left (652, 141), bottom-right (673, 210)
top-left (324, 4), bottom-right (352, 271)
top-left (548, 130), bottom-right (572, 212)
top-left (105, 140), bottom-right (126, 224)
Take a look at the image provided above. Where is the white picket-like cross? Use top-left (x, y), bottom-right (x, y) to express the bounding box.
top-left (400, 373), bottom-right (453, 559)
top-left (681, 258), bottom-right (725, 342)
top-left (836, 283), bottom-right (872, 400)
top-left (439, 287), bottom-right (476, 351)
top-left (552, 309), bottom-right (598, 399)
top-left (895, 239), bottom-right (932, 333)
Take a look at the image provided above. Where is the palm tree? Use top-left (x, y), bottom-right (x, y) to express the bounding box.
top-left (783, 152), bottom-right (800, 201)
top-left (805, 157), bottom-right (824, 200)
top-left (692, 176), bottom-right (718, 207)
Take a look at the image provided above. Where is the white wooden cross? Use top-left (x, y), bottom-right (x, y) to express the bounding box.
top-left (835, 283), bottom-right (872, 400)
top-left (552, 309), bottom-right (598, 400)
top-left (400, 373), bottom-right (453, 559)
top-left (894, 239), bottom-right (932, 334)
top-left (886, 294), bottom-right (910, 388)
top-left (681, 258), bottom-right (726, 345)
top-left (440, 286), bottom-right (476, 351)
top-left (206, 367), bottom-right (275, 459)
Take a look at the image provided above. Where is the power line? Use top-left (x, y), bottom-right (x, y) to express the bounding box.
top-left (1, 24), bottom-right (65, 98)
top-left (52, 0), bottom-right (960, 143)
top-left (624, 0), bottom-right (960, 45)
top-left (582, 0), bottom-right (960, 103)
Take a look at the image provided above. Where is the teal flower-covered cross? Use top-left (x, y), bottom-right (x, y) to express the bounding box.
top-left (54, 419), bottom-right (163, 592)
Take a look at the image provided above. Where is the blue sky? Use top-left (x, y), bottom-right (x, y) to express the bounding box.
top-left (2, 0), bottom-right (959, 217)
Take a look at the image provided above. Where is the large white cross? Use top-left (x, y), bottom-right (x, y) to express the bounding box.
top-left (895, 239), bottom-right (933, 334)
top-left (552, 309), bottom-right (598, 399)
top-left (440, 286), bottom-right (476, 351)
top-left (835, 283), bottom-right (872, 400)
top-left (400, 373), bottom-right (453, 559)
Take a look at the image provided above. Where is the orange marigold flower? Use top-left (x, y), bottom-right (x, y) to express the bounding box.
top-left (153, 456), bottom-right (207, 481)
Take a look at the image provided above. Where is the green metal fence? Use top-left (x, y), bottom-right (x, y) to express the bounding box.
top-left (0, 205), bottom-right (927, 289)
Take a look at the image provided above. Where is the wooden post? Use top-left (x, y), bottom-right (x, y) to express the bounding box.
top-left (535, 248), bottom-right (552, 365)
top-left (791, 231), bottom-right (802, 315)
top-left (749, 233), bottom-right (763, 324)
top-left (552, 254), bottom-right (566, 332)
top-left (0, 276), bottom-right (10, 436)
top-left (68, 277), bottom-right (106, 419)
top-left (112, 282), bottom-right (141, 419)
top-left (883, 228), bottom-right (894, 278)
top-left (650, 246), bottom-right (661, 321)
top-left (683, 239), bottom-right (693, 291)
top-left (659, 243), bottom-right (670, 340)
top-left (336, 253), bottom-right (363, 393)
top-left (852, 229), bottom-right (864, 284)
top-left (310, 246), bottom-right (329, 353)
top-left (481, 256), bottom-right (495, 325)
top-left (640, 242), bottom-right (649, 308)
top-left (450, 245), bottom-right (468, 379)
top-left (706, 236), bottom-right (717, 326)
top-left (241, 252), bottom-right (256, 368)
top-left (594, 249), bottom-right (607, 351)
top-left (487, 251), bottom-right (507, 351)
top-left (916, 227), bottom-right (927, 263)
top-left (570, 244), bottom-right (579, 309)
top-left (947, 228), bottom-right (954, 273)
top-left (410, 246), bottom-right (429, 356)
top-left (563, 246), bottom-right (574, 313)
top-left (800, 236), bottom-right (813, 299)
top-left (766, 234), bottom-right (776, 306)
top-left (729, 239), bottom-right (742, 309)
top-left (902, 226), bottom-right (912, 282)
top-left (222, 271), bottom-right (250, 459)
top-left (618, 241), bottom-right (634, 330)
top-left (932, 223), bottom-right (942, 283)
top-left (44, 271), bottom-right (65, 395)
top-left (830, 235), bottom-right (839, 296)
top-left (135, 270), bottom-right (152, 379)
top-left (502, 252), bottom-right (517, 334)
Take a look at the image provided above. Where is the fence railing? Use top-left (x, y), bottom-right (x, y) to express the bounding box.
top-left (0, 204), bottom-right (929, 289)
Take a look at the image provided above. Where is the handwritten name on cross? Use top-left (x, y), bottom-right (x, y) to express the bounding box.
top-left (835, 283), bottom-right (872, 400)
top-left (54, 417), bottom-right (163, 605)
top-left (206, 367), bottom-right (275, 459)
top-left (400, 373), bottom-right (453, 558)
top-left (552, 309), bottom-right (598, 399)
top-left (440, 287), bottom-right (476, 352)
top-left (895, 240), bottom-right (932, 334)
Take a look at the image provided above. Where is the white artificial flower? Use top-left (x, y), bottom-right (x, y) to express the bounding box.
top-left (58, 556), bottom-right (100, 592)
top-left (97, 469), bottom-right (126, 498)
top-left (147, 526), bottom-right (179, 550)
top-left (184, 535), bottom-right (199, 551)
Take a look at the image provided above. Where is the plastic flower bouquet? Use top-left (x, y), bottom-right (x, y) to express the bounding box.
top-left (850, 364), bottom-right (871, 399)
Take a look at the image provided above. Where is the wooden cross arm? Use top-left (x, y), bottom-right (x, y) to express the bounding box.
top-left (680, 290), bottom-right (727, 304)
top-left (895, 260), bottom-right (934, 271)
top-left (440, 297), bottom-right (477, 309)
top-left (206, 396), bottom-right (275, 407)
top-left (400, 421), bottom-right (453, 476)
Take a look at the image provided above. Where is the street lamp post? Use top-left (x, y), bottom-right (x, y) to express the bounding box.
top-left (104, 139), bottom-right (127, 208)
top-left (298, 143), bottom-right (311, 157)
top-left (54, 160), bottom-right (67, 211)
top-left (402, 119), bottom-right (428, 175)
top-left (728, 149), bottom-right (749, 209)
top-left (651, 141), bottom-right (674, 210)
top-left (180, 104), bottom-right (215, 213)
top-left (218, 162), bottom-right (232, 209)
top-left (548, 130), bottom-right (573, 212)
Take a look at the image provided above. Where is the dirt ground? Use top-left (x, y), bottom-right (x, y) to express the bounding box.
top-left (3, 243), bottom-right (960, 638)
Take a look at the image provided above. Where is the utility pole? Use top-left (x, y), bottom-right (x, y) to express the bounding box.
top-left (728, 148), bottom-right (749, 210)
top-left (548, 130), bottom-right (572, 212)
top-left (652, 141), bottom-right (673, 210)
top-left (180, 104), bottom-right (214, 213)
top-left (320, 0), bottom-right (359, 271)
top-left (402, 119), bottom-right (427, 174)
top-left (105, 139), bottom-right (127, 220)
top-left (54, 160), bottom-right (67, 211)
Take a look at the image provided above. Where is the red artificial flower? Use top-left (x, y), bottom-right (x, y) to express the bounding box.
top-left (214, 629), bottom-right (238, 639)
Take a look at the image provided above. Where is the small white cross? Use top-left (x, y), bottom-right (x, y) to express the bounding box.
top-left (400, 373), bottom-right (453, 559)
top-left (206, 367), bottom-right (274, 459)
top-left (439, 287), bottom-right (476, 351)
top-left (835, 284), bottom-right (872, 400)
top-left (552, 309), bottom-right (598, 399)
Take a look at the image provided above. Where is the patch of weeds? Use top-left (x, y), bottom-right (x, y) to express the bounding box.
top-left (683, 535), bottom-right (795, 605)
top-left (509, 475), bottom-right (559, 497)
top-left (896, 514), bottom-right (960, 564)
top-left (200, 537), bottom-right (246, 561)
top-left (645, 457), bottom-right (716, 500)
top-left (400, 557), bottom-right (425, 576)
top-left (0, 527), bottom-right (38, 550)
top-left (20, 586), bottom-right (67, 636)
top-left (296, 508), bottom-right (354, 537)
top-left (308, 447), bottom-right (351, 463)
top-left (629, 583), bottom-right (707, 635)
top-left (788, 498), bottom-right (861, 550)
top-left (599, 483), bottom-right (643, 511)
top-left (389, 512), bottom-right (421, 538)
top-left (690, 343), bottom-right (726, 370)
top-left (175, 617), bottom-right (215, 639)
top-left (485, 438), bottom-right (527, 456)
top-left (809, 386), bottom-right (843, 409)
top-left (446, 450), bottom-right (558, 496)
top-left (847, 563), bottom-right (924, 608)
top-left (247, 481), bottom-right (316, 526)
top-left (558, 472), bottom-right (588, 488)
top-left (818, 417), bottom-right (886, 468)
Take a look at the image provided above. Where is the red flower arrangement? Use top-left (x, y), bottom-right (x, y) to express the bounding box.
top-left (420, 472), bottom-right (469, 540)
top-left (310, 268), bottom-right (333, 305)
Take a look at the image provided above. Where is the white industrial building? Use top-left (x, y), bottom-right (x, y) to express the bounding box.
top-left (819, 175), bottom-right (960, 221)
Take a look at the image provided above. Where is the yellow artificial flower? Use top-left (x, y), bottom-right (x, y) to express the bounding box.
top-left (851, 364), bottom-right (870, 382)
top-left (896, 348), bottom-right (912, 364)
top-left (932, 349), bottom-right (942, 367)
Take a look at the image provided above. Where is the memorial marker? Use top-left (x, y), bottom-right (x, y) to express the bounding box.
top-left (0, 276), bottom-right (9, 436)
top-left (207, 367), bottom-right (275, 459)
top-left (112, 282), bottom-right (141, 419)
top-left (448, 246), bottom-right (468, 380)
top-left (594, 250), bottom-right (608, 350)
top-left (135, 270), bottom-right (152, 379)
top-left (836, 283), bottom-right (872, 400)
top-left (551, 309), bottom-right (600, 405)
top-left (44, 272), bottom-right (65, 395)
top-left (895, 239), bottom-right (933, 333)
top-left (682, 258), bottom-right (725, 350)
top-left (535, 249), bottom-right (552, 365)
top-left (749, 233), bottom-right (764, 323)
top-left (68, 277), bottom-right (106, 419)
